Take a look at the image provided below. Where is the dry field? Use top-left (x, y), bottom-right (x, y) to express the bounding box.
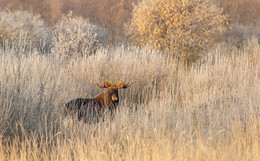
top-left (0, 38), bottom-right (259, 160)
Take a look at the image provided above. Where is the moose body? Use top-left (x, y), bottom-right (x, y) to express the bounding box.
top-left (65, 98), bottom-right (100, 123)
top-left (65, 80), bottom-right (132, 123)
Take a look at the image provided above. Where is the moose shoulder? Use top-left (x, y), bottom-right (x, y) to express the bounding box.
top-left (65, 80), bottom-right (132, 123)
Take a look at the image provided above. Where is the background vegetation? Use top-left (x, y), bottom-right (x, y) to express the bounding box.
top-left (0, 0), bottom-right (259, 160)
top-left (126, 0), bottom-right (228, 63)
top-left (1, 0), bottom-right (260, 44)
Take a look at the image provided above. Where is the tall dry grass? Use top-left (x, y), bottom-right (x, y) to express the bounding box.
top-left (0, 37), bottom-right (259, 160)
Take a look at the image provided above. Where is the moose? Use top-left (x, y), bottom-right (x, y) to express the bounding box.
top-left (64, 80), bottom-right (132, 123)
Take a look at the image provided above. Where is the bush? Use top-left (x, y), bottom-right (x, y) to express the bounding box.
top-left (0, 10), bottom-right (52, 53)
top-left (52, 12), bottom-right (109, 57)
top-left (225, 23), bottom-right (260, 48)
top-left (126, 0), bottom-right (228, 63)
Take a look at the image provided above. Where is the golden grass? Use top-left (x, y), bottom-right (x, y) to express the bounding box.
top-left (0, 39), bottom-right (259, 160)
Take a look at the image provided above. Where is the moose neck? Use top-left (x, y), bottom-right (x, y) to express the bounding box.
top-left (94, 90), bottom-right (113, 107)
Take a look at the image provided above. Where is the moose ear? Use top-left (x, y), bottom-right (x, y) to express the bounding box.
top-left (116, 81), bottom-right (122, 87)
top-left (105, 80), bottom-right (111, 87)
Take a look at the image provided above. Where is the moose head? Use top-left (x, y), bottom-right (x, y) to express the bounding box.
top-left (94, 80), bottom-right (132, 109)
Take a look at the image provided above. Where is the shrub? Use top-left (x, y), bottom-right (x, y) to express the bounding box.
top-left (225, 23), bottom-right (260, 48)
top-left (0, 10), bottom-right (52, 53)
top-left (52, 12), bottom-right (108, 57)
top-left (126, 0), bottom-right (229, 63)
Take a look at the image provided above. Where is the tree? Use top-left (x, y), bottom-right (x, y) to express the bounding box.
top-left (126, 0), bottom-right (229, 63)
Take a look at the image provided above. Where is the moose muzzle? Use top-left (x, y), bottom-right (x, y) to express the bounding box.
top-left (111, 95), bottom-right (118, 102)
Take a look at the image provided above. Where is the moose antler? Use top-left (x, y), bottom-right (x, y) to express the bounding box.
top-left (116, 81), bottom-right (122, 87)
top-left (117, 81), bottom-right (133, 89)
top-left (94, 80), bottom-right (111, 88)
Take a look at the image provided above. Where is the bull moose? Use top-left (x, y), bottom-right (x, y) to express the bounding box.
top-left (65, 80), bottom-right (132, 123)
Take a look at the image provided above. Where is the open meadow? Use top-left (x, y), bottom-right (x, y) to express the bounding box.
top-left (0, 0), bottom-right (260, 160)
top-left (0, 37), bottom-right (259, 160)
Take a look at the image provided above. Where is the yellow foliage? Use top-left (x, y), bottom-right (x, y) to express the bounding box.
top-left (126, 0), bottom-right (229, 63)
